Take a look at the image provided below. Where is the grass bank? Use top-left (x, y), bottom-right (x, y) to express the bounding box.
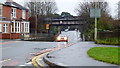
top-left (87, 47), bottom-right (120, 65)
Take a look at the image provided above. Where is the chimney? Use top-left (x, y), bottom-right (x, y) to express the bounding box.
top-left (6, 0), bottom-right (13, 2)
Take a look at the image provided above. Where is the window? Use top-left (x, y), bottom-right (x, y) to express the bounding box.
top-left (15, 22), bottom-right (20, 33)
top-left (22, 23), bottom-right (24, 32)
top-left (22, 10), bottom-right (26, 19)
top-left (12, 8), bottom-right (16, 18)
top-left (25, 23), bottom-right (27, 32)
top-left (24, 23), bottom-right (29, 33)
top-left (0, 5), bottom-right (2, 16)
top-left (3, 24), bottom-right (8, 33)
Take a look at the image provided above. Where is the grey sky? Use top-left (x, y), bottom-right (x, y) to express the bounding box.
top-left (0, 0), bottom-right (120, 18)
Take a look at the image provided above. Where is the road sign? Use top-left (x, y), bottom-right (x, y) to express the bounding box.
top-left (90, 8), bottom-right (101, 18)
top-left (46, 24), bottom-right (50, 29)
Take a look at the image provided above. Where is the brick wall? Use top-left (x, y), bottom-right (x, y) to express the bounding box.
top-left (17, 8), bottom-right (22, 20)
top-left (1, 33), bottom-right (21, 39)
top-left (2, 5), bottom-right (29, 20)
top-left (2, 6), bottom-right (12, 20)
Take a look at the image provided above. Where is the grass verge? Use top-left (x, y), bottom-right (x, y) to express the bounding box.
top-left (87, 47), bottom-right (120, 65)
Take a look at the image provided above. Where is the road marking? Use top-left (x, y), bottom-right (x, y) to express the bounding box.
top-left (25, 62), bottom-right (32, 65)
top-left (19, 65), bottom-right (26, 66)
top-left (0, 59), bottom-right (12, 63)
top-left (0, 41), bottom-right (19, 45)
top-left (36, 52), bottom-right (50, 67)
top-left (32, 42), bottom-right (77, 67)
top-left (5, 61), bottom-right (19, 66)
top-left (32, 56), bottom-right (38, 67)
top-left (39, 59), bottom-right (42, 61)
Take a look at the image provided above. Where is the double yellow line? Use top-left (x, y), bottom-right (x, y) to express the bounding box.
top-left (32, 42), bottom-right (76, 68)
top-left (32, 52), bottom-right (50, 68)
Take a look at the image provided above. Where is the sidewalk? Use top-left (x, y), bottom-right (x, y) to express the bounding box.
top-left (43, 42), bottom-right (118, 67)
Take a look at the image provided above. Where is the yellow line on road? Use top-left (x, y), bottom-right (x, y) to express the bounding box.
top-left (36, 52), bottom-right (50, 67)
top-left (32, 56), bottom-right (39, 67)
top-left (32, 42), bottom-right (77, 67)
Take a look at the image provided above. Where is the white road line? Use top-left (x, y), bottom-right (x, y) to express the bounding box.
top-left (25, 62), bottom-right (32, 65)
top-left (0, 59), bottom-right (11, 63)
top-left (19, 65), bottom-right (26, 66)
top-left (39, 59), bottom-right (42, 61)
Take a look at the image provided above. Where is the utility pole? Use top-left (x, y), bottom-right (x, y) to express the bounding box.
top-left (90, 1), bottom-right (101, 42)
top-left (35, 14), bottom-right (37, 35)
top-left (94, 2), bottom-right (97, 42)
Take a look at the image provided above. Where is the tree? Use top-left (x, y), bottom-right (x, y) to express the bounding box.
top-left (27, 0), bottom-right (58, 16)
top-left (26, 0), bottom-right (58, 33)
top-left (75, 1), bottom-right (112, 40)
top-left (118, 1), bottom-right (120, 20)
top-left (61, 12), bottom-right (73, 17)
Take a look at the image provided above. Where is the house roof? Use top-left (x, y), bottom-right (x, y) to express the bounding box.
top-left (3, 2), bottom-right (28, 11)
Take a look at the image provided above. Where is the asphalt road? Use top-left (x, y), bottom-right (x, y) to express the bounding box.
top-left (1, 30), bottom-right (81, 66)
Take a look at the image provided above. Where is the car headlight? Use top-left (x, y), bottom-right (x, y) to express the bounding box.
top-left (57, 37), bottom-right (61, 40)
top-left (64, 37), bottom-right (68, 40)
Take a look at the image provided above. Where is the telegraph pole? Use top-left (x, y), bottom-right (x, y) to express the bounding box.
top-left (35, 14), bottom-right (37, 35)
top-left (90, 1), bottom-right (101, 42)
top-left (94, 2), bottom-right (97, 41)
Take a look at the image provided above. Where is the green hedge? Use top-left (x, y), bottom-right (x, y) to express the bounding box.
top-left (96, 38), bottom-right (120, 45)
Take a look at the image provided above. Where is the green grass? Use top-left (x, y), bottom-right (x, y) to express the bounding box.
top-left (96, 38), bottom-right (120, 45)
top-left (87, 47), bottom-right (120, 65)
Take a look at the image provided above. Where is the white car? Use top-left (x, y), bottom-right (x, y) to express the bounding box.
top-left (56, 35), bottom-right (68, 42)
top-left (65, 29), bottom-right (69, 32)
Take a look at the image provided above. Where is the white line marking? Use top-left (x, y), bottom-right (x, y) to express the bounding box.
top-left (0, 59), bottom-right (11, 63)
top-left (19, 65), bottom-right (26, 66)
top-left (25, 62), bottom-right (32, 65)
top-left (39, 59), bottom-right (42, 61)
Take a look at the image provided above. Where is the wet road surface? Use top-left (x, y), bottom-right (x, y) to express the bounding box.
top-left (1, 30), bottom-right (81, 66)
top-left (1, 41), bottom-right (66, 66)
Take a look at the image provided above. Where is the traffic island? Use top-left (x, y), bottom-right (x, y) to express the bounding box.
top-left (43, 54), bottom-right (65, 68)
top-left (43, 42), bottom-right (118, 67)
top-left (87, 47), bottom-right (120, 65)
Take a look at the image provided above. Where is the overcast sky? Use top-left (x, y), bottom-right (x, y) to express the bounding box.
top-left (0, 0), bottom-right (120, 18)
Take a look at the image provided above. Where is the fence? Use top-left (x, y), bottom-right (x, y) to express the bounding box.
top-left (22, 33), bottom-right (57, 41)
top-left (97, 31), bottom-right (120, 39)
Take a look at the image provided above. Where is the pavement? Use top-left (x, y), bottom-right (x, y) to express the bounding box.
top-left (43, 42), bottom-right (119, 67)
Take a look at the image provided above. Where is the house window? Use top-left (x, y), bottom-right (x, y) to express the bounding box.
top-left (15, 22), bottom-right (20, 33)
top-left (3, 24), bottom-right (8, 33)
top-left (24, 23), bottom-right (29, 32)
top-left (22, 10), bottom-right (26, 19)
top-left (0, 5), bottom-right (2, 16)
top-left (12, 8), bottom-right (16, 18)
top-left (25, 23), bottom-right (27, 32)
top-left (22, 23), bottom-right (24, 32)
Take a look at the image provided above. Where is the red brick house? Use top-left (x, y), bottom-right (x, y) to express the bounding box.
top-left (0, 0), bottom-right (30, 39)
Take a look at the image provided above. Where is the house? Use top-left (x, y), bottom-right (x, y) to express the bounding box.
top-left (0, 0), bottom-right (30, 39)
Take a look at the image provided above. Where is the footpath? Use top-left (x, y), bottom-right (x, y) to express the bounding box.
top-left (43, 42), bottom-right (118, 68)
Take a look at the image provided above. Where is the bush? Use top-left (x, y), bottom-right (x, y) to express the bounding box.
top-left (96, 38), bottom-right (120, 45)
